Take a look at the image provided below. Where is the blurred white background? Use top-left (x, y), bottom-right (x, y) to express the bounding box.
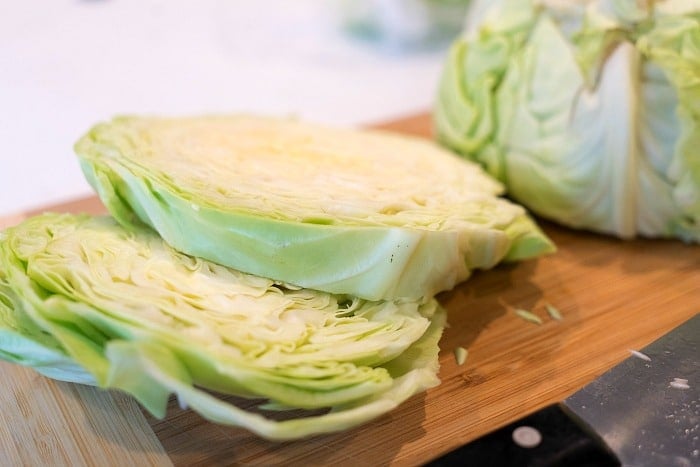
top-left (0, 0), bottom-right (461, 216)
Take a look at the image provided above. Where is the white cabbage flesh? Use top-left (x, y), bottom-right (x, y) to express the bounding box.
top-left (0, 213), bottom-right (444, 440)
top-left (75, 115), bottom-right (554, 301)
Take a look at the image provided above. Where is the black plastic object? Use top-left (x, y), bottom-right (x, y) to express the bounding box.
top-left (424, 403), bottom-right (620, 467)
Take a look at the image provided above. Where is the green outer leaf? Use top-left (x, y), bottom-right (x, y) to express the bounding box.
top-left (435, 0), bottom-right (536, 179)
top-left (75, 115), bottom-right (554, 301)
top-left (637, 13), bottom-right (700, 241)
top-left (0, 213), bottom-right (444, 438)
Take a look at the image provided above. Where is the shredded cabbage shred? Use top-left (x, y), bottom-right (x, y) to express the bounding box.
top-left (435, 0), bottom-right (700, 242)
top-left (75, 115), bottom-right (554, 301)
top-left (0, 213), bottom-right (445, 440)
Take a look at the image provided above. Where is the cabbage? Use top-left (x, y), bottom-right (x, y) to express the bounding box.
top-left (75, 115), bottom-right (554, 301)
top-left (435, 0), bottom-right (700, 242)
top-left (0, 273), bottom-right (94, 385)
top-left (0, 213), bottom-right (444, 440)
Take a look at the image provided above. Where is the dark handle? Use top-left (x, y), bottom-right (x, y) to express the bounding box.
top-left (424, 403), bottom-right (620, 467)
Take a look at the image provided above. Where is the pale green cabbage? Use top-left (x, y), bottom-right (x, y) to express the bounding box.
top-left (435, 0), bottom-right (700, 241)
top-left (75, 115), bottom-right (554, 301)
top-left (0, 274), bottom-right (94, 384)
top-left (0, 213), bottom-right (444, 440)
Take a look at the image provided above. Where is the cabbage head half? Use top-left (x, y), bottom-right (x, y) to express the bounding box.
top-left (435, 0), bottom-right (700, 242)
top-left (75, 115), bottom-right (554, 302)
top-left (0, 213), bottom-right (444, 440)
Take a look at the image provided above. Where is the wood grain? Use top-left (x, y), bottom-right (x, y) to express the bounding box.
top-left (0, 362), bottom-right (171, 466)
top-left (0, 114), bottom-right (697, 466)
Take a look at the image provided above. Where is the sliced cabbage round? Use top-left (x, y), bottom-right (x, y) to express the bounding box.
top-left (75, 115), bottom-right (554, 301)
top-left (0, 213), bottom-right (444, 440)
top-left (435, 0), bottom-right (700, 242)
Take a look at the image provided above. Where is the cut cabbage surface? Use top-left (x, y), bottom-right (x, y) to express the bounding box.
top-left (75, 115), bottom-right (554, 301)
top-left (0, 273), bottom-right (95, 385)
top-left (0, 213), bottom-right (444, 440)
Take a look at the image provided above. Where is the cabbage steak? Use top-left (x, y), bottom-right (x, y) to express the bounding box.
top-left (76, 115), bottom-right (554, 301)
top-left (0, 213), bottom-right (444, 440)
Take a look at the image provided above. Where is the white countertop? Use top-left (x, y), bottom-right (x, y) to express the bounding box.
top-left (0, 0), bottom-right (454, 216)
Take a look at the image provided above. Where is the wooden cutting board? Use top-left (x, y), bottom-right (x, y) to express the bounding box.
top-left (1, 114), bottom-right (698, 466)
